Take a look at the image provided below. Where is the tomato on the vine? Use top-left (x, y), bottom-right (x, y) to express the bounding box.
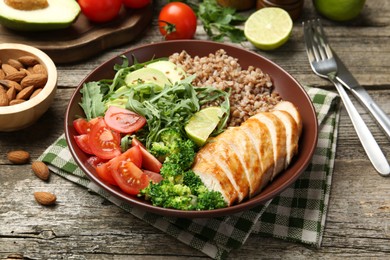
top-left (78, 0), bottom-right (122, 23)
top-left (158, 2), bottom-right (197, 40)
top-left (122, 0), bottom-right (150, 9)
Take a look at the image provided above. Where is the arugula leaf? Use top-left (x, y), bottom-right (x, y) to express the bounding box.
top-left (197, 0), bottom-right (247, 43)
top-left (79, 82), bottom-right (106, 121)
top-left (125, 75), bottom-right (230, 149)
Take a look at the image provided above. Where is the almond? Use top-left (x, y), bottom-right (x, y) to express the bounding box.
top-left (7, 58), bottom-right (24, 70)
top-left (20, 68), bottom-right (32, 76)
top-left (16, 85), bottom-right (34, 100)
top-left (9, 99), bottom-right (26, 105)
top-left (32, 64), bottom-right (47, 75)
top-left (0, 90), bottom-right (9, 106)
top-left (18, 55), bottom-right (40, 67)
top-left (2, 64), bottom-right (18, 75)
top-left (30, 88), bottom-right (42, 99)
top-left (0, 79), bottom-right (22, 91)
top-left (6, 86), bottom-right (16, 100)
top-left (20, 74), bottom-right (47, 89)
top-left (31, 161), bottom-right (50, 181)
top-left (4, 70), bottom-right (26, 82)
top-left (7, 150), bottom-right (30, 164)
top-left (34, 192), bottom-right (56, 206)
top-left (0, 69), bottom-right (5, 80)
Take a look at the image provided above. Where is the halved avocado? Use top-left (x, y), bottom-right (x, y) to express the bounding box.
top-left (0, 0), bottom-right (81, 31)
top-left (146, 60), bottom-right (187, 84)
top-left (125, 67), bottom-right (172, 90)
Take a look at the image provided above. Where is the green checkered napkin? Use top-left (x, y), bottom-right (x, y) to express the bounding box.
top-left (39, 87), bottom-right (340, 260)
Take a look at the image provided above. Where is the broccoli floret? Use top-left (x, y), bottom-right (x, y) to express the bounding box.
top-left (140, 128), bottom-right (227, 211)
top-left (149, 128), bottom-right (183, 160)
top-left (195, 185), bottom-right (227, 210)
top-left (140, 170), bottom-right (227, 211)
top-left (164, 139), bottom-right (196, 170)
top-left (183, 170), bottom-right (203, 192)
top-left (140, 180), bottom-right (196, 210)
top-left (150, 127), bottom-right (197, 170)
top-left (160, 162), bottom-right (183, 183)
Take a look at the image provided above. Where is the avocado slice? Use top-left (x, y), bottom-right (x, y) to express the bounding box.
top-left (125, 67), bottom-right (172, 90)
top-left (146, 60), bottom-right (187, 84)
top-left (0, 0), bottom-right (80, 31)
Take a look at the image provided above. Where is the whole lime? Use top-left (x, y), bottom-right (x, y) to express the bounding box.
top-left (313, 0), bottom-right (366, 22)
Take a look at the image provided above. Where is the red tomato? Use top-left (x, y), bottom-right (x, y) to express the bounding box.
top-left (95, 145), bottom-right (143, 186)
top-left (132, 138), bottom-right (162, 173)
top-left (74, 134), bottom-right (93, 154)
top-left (143, 170), bottom-right (163, 184)
top-left (86, 156), bottom-right (107, 169)
top-left (78, 0), bottom-right (122, 23)
top-left (96, 162), bottom-right (118, 186)
top-left (116, 145), bottom-right (143, 168)
top-left (112, 160), bottom-right (150, 195)
top-left (122, 0), bottom-right (150, 9)
top-left (158, 2), bottom-right (197, 40)
top-left (104, 106), bottom-right (146, 134)
top-left (88, 118), bottom-right (121, 160)
top-left (73, 117), bottom-right (99, 135)
top-left (73, 118), bottom-right (89, 135)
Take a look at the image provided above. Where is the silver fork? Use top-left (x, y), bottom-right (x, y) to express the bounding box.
top-left (303, 19), bottom-right (390, 177)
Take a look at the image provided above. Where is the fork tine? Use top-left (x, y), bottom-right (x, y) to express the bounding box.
top-left (311, 20), bottom-right (329, 61)
top-left (316, 19), bottom-right (334, 59)
top-left (303, 21), bottom-right (317, 63)
top-left (313, 19), bottom-right (334, 59)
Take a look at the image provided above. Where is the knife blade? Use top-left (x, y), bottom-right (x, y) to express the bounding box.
top-left (334, 53), bottom-right (390, 140)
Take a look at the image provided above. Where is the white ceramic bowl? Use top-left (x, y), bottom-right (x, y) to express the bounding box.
top-left (0, 43), bottom-right (57, 131)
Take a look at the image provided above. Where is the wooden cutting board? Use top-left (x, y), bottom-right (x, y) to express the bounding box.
top-left (0, 6), bottom-right (153, 64)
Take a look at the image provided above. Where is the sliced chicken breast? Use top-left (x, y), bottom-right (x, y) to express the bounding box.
top-left (252, 112), bottom-right (287, 181)
top-left (215, 127), bottom-right (258, 200)
top-left (198, 135), bottom-right (250, 202)
top-left (240, 118), bottom-right (275, 196)
top-left (274, 101), bottom-right (302, 135)
top-left (192, 150), bottom-right (239, 205)
top-left (271, 110), bottom-right (299, 167)
top-left (191, 100), bottom-right (302, 206)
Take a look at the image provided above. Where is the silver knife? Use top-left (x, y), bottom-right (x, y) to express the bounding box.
top-left (334, 53), bottom-right (390, 140)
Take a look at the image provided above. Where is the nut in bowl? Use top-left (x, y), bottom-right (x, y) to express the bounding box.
top-left (0, 43), bottom-right (57, 131)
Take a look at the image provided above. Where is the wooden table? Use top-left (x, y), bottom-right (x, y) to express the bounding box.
top-left (1, 0), bottom-right (390, 258)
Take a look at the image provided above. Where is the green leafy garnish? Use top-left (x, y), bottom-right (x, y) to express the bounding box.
top-left (197, 0), bottom-right (247, 43)
top-left (79, 82), bottom-right (106, 121)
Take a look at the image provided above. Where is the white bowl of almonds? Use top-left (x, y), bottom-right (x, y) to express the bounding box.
top-left (0, 43), bottom-right (57, 131)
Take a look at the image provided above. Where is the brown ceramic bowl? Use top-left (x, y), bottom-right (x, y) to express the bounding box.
top-left (65, 40), bottom-right (318, 218)
top-left (0, 43), bottom-right (57, 132)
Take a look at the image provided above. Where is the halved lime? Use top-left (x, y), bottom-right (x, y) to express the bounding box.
top-left (185, 107), bottom-right (224, 146)
top-left (244, 7), bottom-right (293, 51)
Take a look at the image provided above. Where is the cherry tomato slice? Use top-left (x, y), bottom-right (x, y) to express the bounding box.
top-left (73, 118), bottom-right (90, 135)
top-left (86, 156), bottom-right (107, 169)
top-left (96, 161), bottom-right (118, 186)
top-left (112, 160), bottom-right (150, 195)
top-left (143, 170), bottom-right (163, 184)
top-left (73, 117), bottom-right (99, 135)
top-left (74, 134), bottom-right (93, 154)
top-left (132, 138), bottom-right (162, 173)
top-left (104, 106), bottom-right (146, 134)
top-left (88, 118), bottom-right (121, 160)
